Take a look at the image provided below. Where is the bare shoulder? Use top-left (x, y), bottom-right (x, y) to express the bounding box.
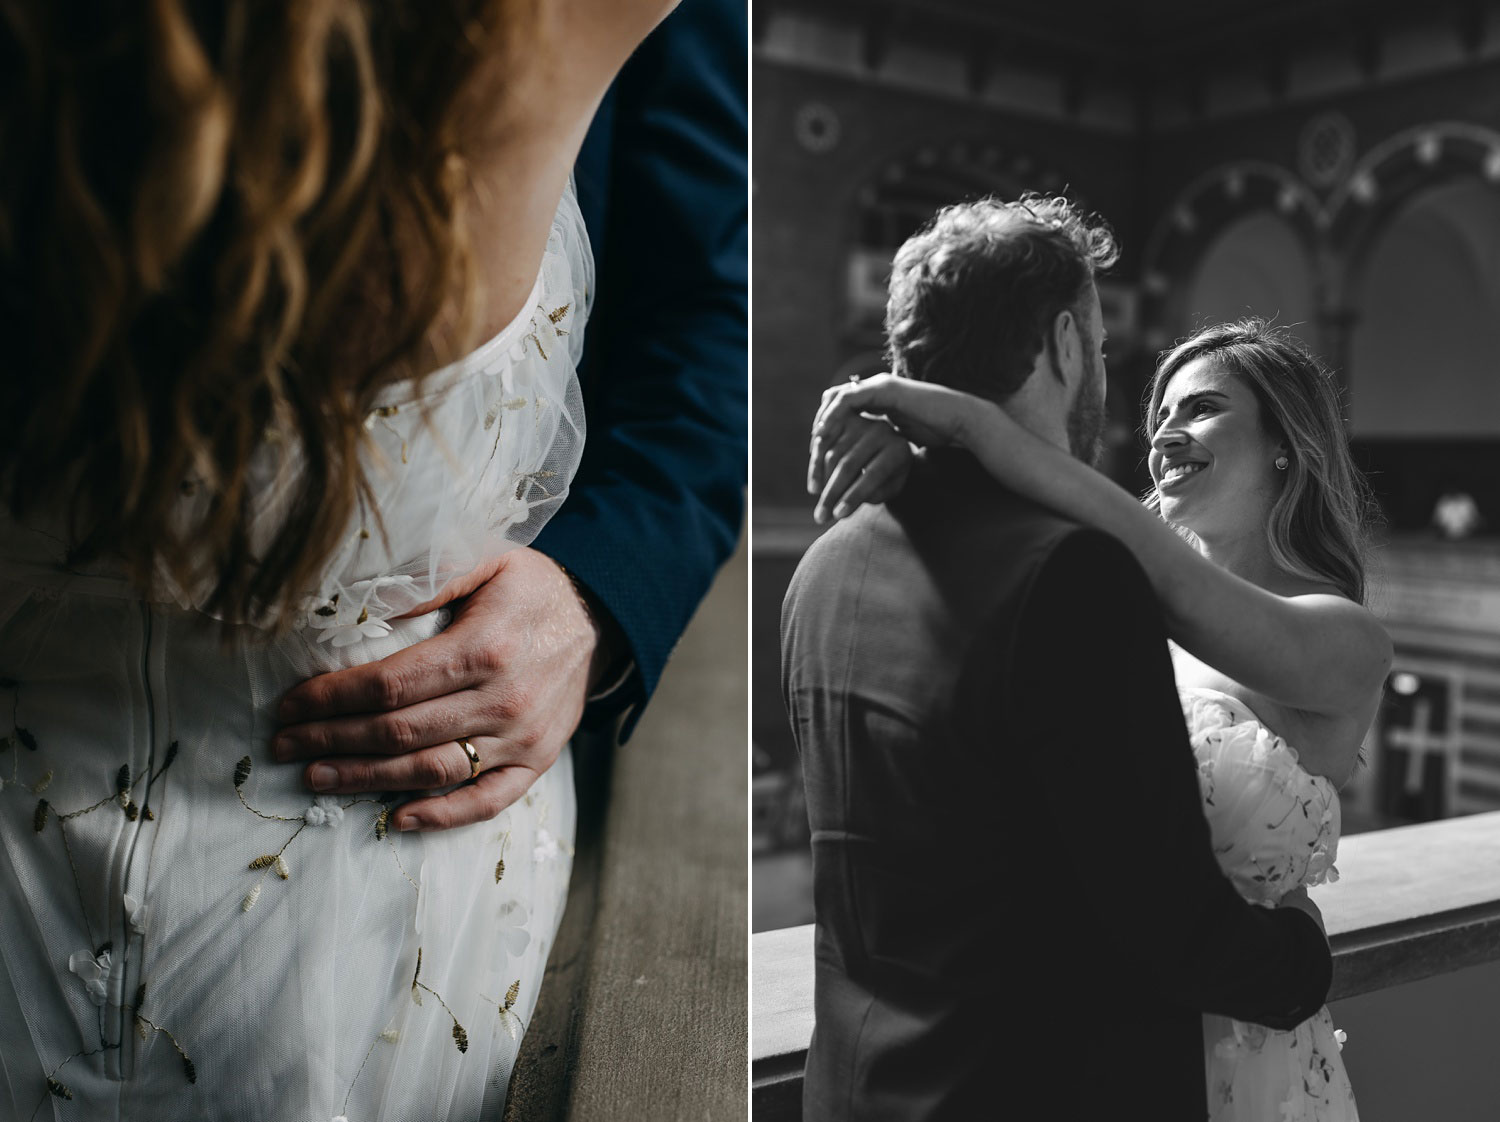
top-left (549, 0), bottom-right (681, 72)
top-left (461, 0), bottom-right (681, 145)
top-left (435, 0), bottom-right (682, 357)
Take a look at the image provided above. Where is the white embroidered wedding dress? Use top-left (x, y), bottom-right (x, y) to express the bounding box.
top-left (0, 184), bottom-right (590, 1121)
top-left (1183, 687), bottom-right (1360, 1122)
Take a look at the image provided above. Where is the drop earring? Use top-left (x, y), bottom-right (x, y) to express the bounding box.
top-left (1274, 455), bottom-right (1289, 471)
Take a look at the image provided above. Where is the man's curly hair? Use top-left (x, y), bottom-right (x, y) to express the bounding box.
top-left (884, 194), bottom-right (1118, 402)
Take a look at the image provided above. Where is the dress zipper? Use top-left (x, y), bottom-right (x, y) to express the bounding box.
top-left (111, 601), bottom-right (159, 1079)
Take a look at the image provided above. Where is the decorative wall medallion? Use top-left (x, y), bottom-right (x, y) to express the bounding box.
top-left (794, 102), bottom-right (841, 154)
top-left (1298, 111), bottom-right (1356, 189)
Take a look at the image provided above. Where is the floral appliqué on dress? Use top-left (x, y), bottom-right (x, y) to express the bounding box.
top-left (1183, 688), bottom-right (1360, 1122)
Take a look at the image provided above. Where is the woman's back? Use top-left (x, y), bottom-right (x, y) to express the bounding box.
top-left (0, 0), bottom-right (672, 629)
top-left (0, 1), bottom-right (673, 1115)
top-left (0, 178), bottom-right (589, 1119)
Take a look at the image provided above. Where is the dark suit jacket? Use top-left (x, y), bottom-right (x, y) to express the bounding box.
top-left (536, 0), bottom-right (748, 740)
top-left (781, 449), bottom-right (1333, 1121)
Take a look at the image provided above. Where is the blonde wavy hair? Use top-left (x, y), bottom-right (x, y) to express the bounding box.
top-left (0, 0), bottom-right (532, 626)
top-left (1143, 319), bottom-right (1380, 605)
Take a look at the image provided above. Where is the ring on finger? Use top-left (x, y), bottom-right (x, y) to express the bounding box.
top-left (458, 738), bottom-right (481, 781)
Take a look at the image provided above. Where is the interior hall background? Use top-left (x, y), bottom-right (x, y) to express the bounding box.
top-left (751, 3), bottom-right (1500, 1119)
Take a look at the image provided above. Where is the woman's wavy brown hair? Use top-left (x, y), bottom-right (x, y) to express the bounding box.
top-left (0, 0), bottom-right (532, 626)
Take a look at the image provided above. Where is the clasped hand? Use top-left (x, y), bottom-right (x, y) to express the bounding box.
top-left (271, 547), bottom-right (603, 832)
top-left (1277, 886), bottom-right (1327, 938)
top-left (807, 373), bottom-right (988, 523)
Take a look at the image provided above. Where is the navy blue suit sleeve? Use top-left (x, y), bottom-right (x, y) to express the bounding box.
top-left (1013, 529), bottom-right (1332, 1028)
top-left (535, 0), bottom-right (748, 740)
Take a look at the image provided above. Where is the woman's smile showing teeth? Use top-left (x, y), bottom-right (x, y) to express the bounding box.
top-left (1161, 461), bottom-right (1207, 486)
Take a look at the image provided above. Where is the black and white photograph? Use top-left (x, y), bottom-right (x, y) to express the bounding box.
top-left (752, 2), bottom-right (1500, 1119)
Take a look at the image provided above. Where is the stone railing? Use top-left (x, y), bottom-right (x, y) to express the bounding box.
top-left (506, 542), bottom-right (748, 1121)
top-left (751, 811), bottom-right (1500, 1119)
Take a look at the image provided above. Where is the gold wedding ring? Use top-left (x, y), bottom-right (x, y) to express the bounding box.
top-left (458, 738), bottom-right (481, 781)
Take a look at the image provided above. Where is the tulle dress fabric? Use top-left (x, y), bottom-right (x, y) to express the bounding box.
top-left (1183, 687), bottom-right (1359, 1122)
top-left (0, 184), bottom-right (591, 1121)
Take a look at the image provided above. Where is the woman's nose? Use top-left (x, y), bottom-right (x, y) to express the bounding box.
top-left (1151, 423), bottom-right (1188, 454)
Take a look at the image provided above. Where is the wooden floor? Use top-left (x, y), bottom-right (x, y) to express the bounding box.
top-left (506, 536), bottom-right (748, 1121)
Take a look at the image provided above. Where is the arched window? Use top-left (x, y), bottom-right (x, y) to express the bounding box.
top-left (1183, 212), bottom-right (1318, 342)
top-left (1351, 178), bottom-right (1500, 438)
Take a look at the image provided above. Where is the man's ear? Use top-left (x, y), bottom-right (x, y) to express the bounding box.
top-left (1050, 307), bottom-right (1079, 387)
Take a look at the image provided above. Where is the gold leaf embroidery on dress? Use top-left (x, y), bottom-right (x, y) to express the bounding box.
top-left (365, 405), bottom-right (409, 464)
top-left (495, 829), bottom-right (511, 884)
top-left (232, 752), bottom-right (396, 917)
top-left (483, 396), bottom-right (538, 476)
top-left (494, 979), bottom-right (525, 1041)
top-left (131, 1000), bottom-right (198, 1085)
top-left (514, 470), bottom-right (559, 502)
top-left (409, 945), bottom-right (470, 1054)
top-left (234, 784), bottom-right (381, 906)
top-left (232, 755), bottom-right (302, 823)
top-left (344, 1026), bottom-right (398, 1115)
top-left (373, 797), bottom-right (419, 892)
top-left (27, 982), bottom-right (197, 1118)
top-left (15, 728), bottom-right (186, 1018)
top-left (235, 762), bottom-right (477, 1119)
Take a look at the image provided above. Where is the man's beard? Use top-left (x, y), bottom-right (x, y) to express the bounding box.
top-left (1067, 362), bottom-right (1106, 467)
